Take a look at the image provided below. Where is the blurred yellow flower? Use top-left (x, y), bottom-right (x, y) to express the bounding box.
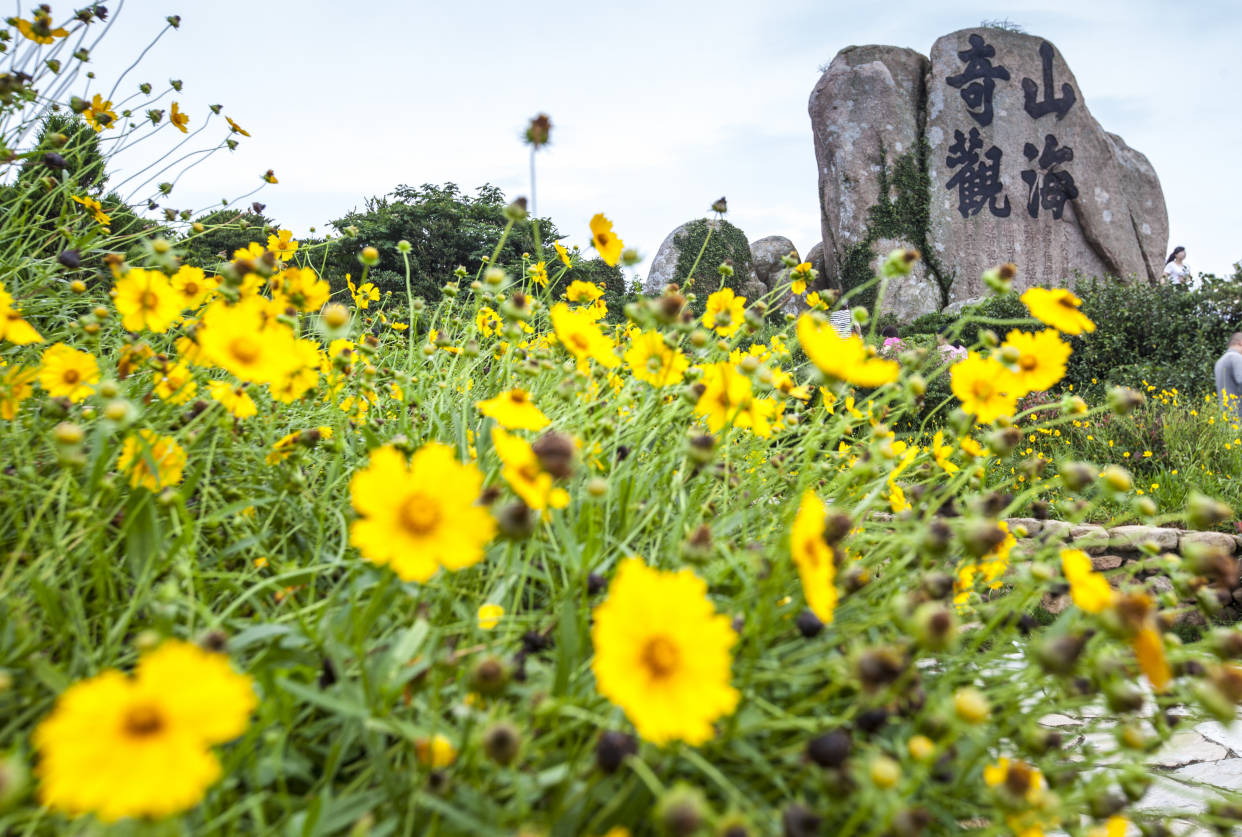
top-left (553, 241), bottom-right (572, 267)
top-left (550, 302), bottom-right (619, 369)
top-left (0, 282), bottom-right (44, 345)
top-left (117, 430), bottom-right (187, 491)
top-left (1060, 549), bottom-right (1113, 613)
top-left (476, 388), bottom-right (550, 430)
top-left (1020, 287), bottom-right (1095, 335)
top-left (950, 352), bottom-right (1017, 424)
top-left (477, 603), bottom-right (504, 630)
top-left (153, 362), bottom-right (197, 404)
top-left (267, 229), bottom-right (299, 260)
top-left (702, 287), bottom-right (746, 338)
top-left (72, 194), bottom-right (110, 227)
top-left (33, 640), bottom-right (254, 822)
top-left (790, 490), bottom-right (838, 624)
top-left (589, 213), bottom-right (624, 267)
top-left (208, 380), bottom-right (257, 419)
top-left (797, 314), bottom-right (899, 388)
top-left (1002, 329), bottom-right (1070, 396)
top-left (0, 365), bottom-right (37, 420)
top-left (491, 426), bottom-right (569, 511)
top-left (414, 733), bottom-right (457, 768)
top-left (625, 330), bottom-right (689, 387)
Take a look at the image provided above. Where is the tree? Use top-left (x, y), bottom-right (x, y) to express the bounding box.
top-left (323, 183), bottom-right (561, 303)
top-left (180, 208), bottom-right (276, 269)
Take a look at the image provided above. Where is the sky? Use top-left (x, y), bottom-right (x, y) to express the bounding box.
top-left (63, 0), bottom-right (1242, 285)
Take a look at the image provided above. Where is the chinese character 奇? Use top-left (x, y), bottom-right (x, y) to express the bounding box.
top-left (946, 33), bottom-right (1011, 127)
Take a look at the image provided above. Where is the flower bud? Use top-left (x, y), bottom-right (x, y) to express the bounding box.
top-left (53, 422), bottom-right (84, 446)
top-left (1107, 386), bottom-right (1145, 415)
top-left (595, 730), bottom-right (637, 774)
top-left (953, 687), bottom-right (989, 723)
top-left (1059, 461), bottom-right (1098, 491)
top-left (0, 750), bottom-right (29, 814)
top-left (657, 784), bottom-right (707, 836)
top-left (1100, 465), bottom-right (1133, 493)
top-left (882, 248), bottom-right (920, 278)
top-left (482, 721), bottom-right (521, 766)
top-left (469, 656), bottom-right (510, 695)
top-left (358, 246), bottom-right (380, 266)
top-left (586, 477), bottom-right (608, 498)
top-left (907, 735), bottom-right (935, 763)
top-left (961, 519), bottom-right (1006, 558)
top-left (1188, 492), bottom-right (1233, 529)
top-left (869, 755), bottom-right (900, 789)
top-left (913, 603), bottom-right (956, 651)
top-left (1033, 634), bottom-right (1085, 675)
top-left (986, 427), bottom-right (1022, 456)
top-left (981, 264), bottom-right (1014, 294)
top-left (795, 609), bottom-right (823, 639)
top-left (856, 647), bottom-right (904, 691)
top-left (322, 303), bottom-right (350, 329)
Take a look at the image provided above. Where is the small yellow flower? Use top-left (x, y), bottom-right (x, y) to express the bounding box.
top-left (266, 229), bottom-right (299, 260)
top-left (1020, 287), bottom-right (1095, 334)
top-left (589, 214), bottom-right (624, 267)
top-left (72, 194), bottom-right (111, 227)
top-left (83, 94), bottom-right (118, 132)
top-left (477, 603), bottom-right (505, 630)
top-left (39, 343), bottom-right (99, 402)
top-left (553, 241), bottom-right (573, 267)
top-left (170, 102), bottom-right (190, 133)
top-left (114, 268), bottom-right (182, 333)
top-left (226, 116), bottom-right (251, 137)
top-left (15, 14), bottom-right (69, 44)
top-left (0, 365), bottom-right (37, 420)
top-left (117, 430), bottom-right (187, 491)
top-left (1060, 549), bottom-right (1114, 613)
top-left (476, 388), bottom-right (550, 430)
top-left (798, 314), bottom-right (899, 388)
top-left (702, 288), bottom-right (746, 338)
top-left (790, 491), bottom-right (838, 624)
top-left (414, 733), bottom-right (457, 768)
top-left (550, 302), bottom-right (619, 369)
top-left (208, 380), bottom-right (257, 419)
top-left (624, 330), bottom-right (689, 388)
top-left (950, 352), bottom-right (1018, 424)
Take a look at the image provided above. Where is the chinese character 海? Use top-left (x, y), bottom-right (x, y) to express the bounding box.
top-left (1021, 134), bottom-right (1078, 219)
top-left (1022, 41), bottom-right (1076, 120)
top-left (945, 127), bottom-right (1012, 219)
top-left (946, 34), bottom-right (1011, 128)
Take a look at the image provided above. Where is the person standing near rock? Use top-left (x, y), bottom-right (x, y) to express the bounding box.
top-left (1163, 246), bottom-right (1191, 285)
top-left (1213, 333), bottom-right (1242, 419)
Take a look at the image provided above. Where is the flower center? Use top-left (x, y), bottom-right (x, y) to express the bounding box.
top-left (184, 282), bottom-right (199, 295)
top-left (973, 380), bottom-right (994, 399)
top-left (122, 703), bottom-right (165, 738)
top-left (509, 390), bottom-right (528, 405)
top-left (62, 369), bottom-right (80, 384)
top-left (641, 635), bottom-right (680, 680)
top-left (141, 291), bottom-right (160, 310)
top-left (569, 333), bottom-right (590, 351)
top-left (230, 336), bottom-right (261, 363)
top-left (596, 232), bottom-right (611, 248)
top-left (1019, 355), bottom-right (1039, 371)
top-left (399, 493), bottom-right (441, 536)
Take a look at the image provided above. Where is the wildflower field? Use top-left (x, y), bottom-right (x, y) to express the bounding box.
top-left (6, 6), bottom-right (1242, 837)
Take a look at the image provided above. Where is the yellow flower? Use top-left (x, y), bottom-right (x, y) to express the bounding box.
top-left (196, 297), bottom-right (301, 385)
top-left (0, 365), bottom-right (37, 420)
top-left (477, 603), bottom-right (504, 630)
top-left (805, 291), bottom-right (826, 309)
top-left (414, 733), bottom-right (458, 768)
top-left (625, 330), bottom-right (689, 387)
top-left (476, 388), bottom-right (550, 430)
top-left (170, 266), bottom-right (216, 310)
top-left (72, 194), bottom-right (110, 227)
top-left (352, 281), bottom-right (379, 309)
top-left (790, 490), bottom-right (838, 624)
top-left (170, 101), bottom-right (190, 133)
top-left (270, 339), bottom-right (322, 403)
top-left (1087, 817), bottom-right (1130, 837)
top-left (33, 640), bottom-right (255, 823)
top-left (226, 116), bottom-right (250, 137)
top-left (152, 362), bottom-right (197, 404)
top-left (983, 757), bottom-right (1046, 804)
top-left (589, 213), bottom-right (624, 267)
top-left (797, 314), bottom-right (899, 388)
top-left (950, 352), bottom-right (1018, 424)
top-left (550, 302), bottom-right (619, 368)
top-left (39, 343), bottom-right (99, 401)
top-left (0, 283), bottom-right (44, 345)
top-left (701, 287), bottom-right (746, 338)
top-left (591, 557), bottom-right (739, 745)
top-left (117, 430), bottom-right (187, 491)
top-left (1132, 624), bottom-right (1171, 691)
top-left (272, 266), bottom-right (329, 312)
top-left (267, 229), bottom-right (299, 260)
top-left (475, 306), bottom-right (502, 337)
top-left (266, 426), bottom-right (332, 465)
top-left (565, 280), bottom-right (604, 304)
top-left (83, 94), bottom-right (118, 132)
top-left (932, 431), bottom-right (959, 475)
top-left (695, 362), bottom-right (776, 437)
top-left (114, 268), bottom-right (182, 333)
top-left (1020, 287), bottom-right (1095, 334)
top-left (1002, 329), bottom-right (1070, 396)
top-left (791, 278), bottom-right (807, 295)
top-left (15, 14), bottom-right (69, 44)
top-left (208, 380), bottom-right (257, 419)
top-left (491, 427), bottom-right (569, 511)
top-left (1060, 549), bottom-right (1114, 613)
top-left (553, 241), bottom-right (572, 267)
top-left (349, 443), bottom-right (496, 582)
top-left (530, 260), bottom-right (549, 287)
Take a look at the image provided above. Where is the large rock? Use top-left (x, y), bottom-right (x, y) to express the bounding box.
top-left (750, 236), bottom-right (799, 287)
top-left (871, 237), bottom-right (940, 321)
top-left (925, 28), bottom-right (1166, 300)
top-left (809, 28), bottom-right (1168, 312)
top-left (643, 219), bottom-right (756, 295)
top-left (809, 45), bottom-right (929, 289)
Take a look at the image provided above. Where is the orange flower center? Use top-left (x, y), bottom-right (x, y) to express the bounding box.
top-left (641, 635), bottom-right (680, 679)
top-left (399, 493), bottom-right (441, 536)
top-left (569, 333), bottom-right (590, 352)
top-left (1019, 355), bottom-right (1038, 371)
top-left (123, 703), bottom-right (166, 738)
top-left (141, 291), bottom-right (160, 310)
top-left (183, 282), bottom-right (199, 295)
top-left (972, 379), bottom-right (994, 399)
top-left (508, 390), bottom-right (528, 405)
top-left (62, 369), bottom-right (81, 384)
top-left (230, 336), bottom-right (261, 364)
top-left (596, 232), bottom-right (611, 248)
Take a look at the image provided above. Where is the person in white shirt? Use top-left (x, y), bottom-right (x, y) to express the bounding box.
top-left (1163, 246), bottom-right (1191, 285)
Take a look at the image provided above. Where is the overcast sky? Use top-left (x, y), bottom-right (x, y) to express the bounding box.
top-left (76, 0), bottom-right (1242, 285)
